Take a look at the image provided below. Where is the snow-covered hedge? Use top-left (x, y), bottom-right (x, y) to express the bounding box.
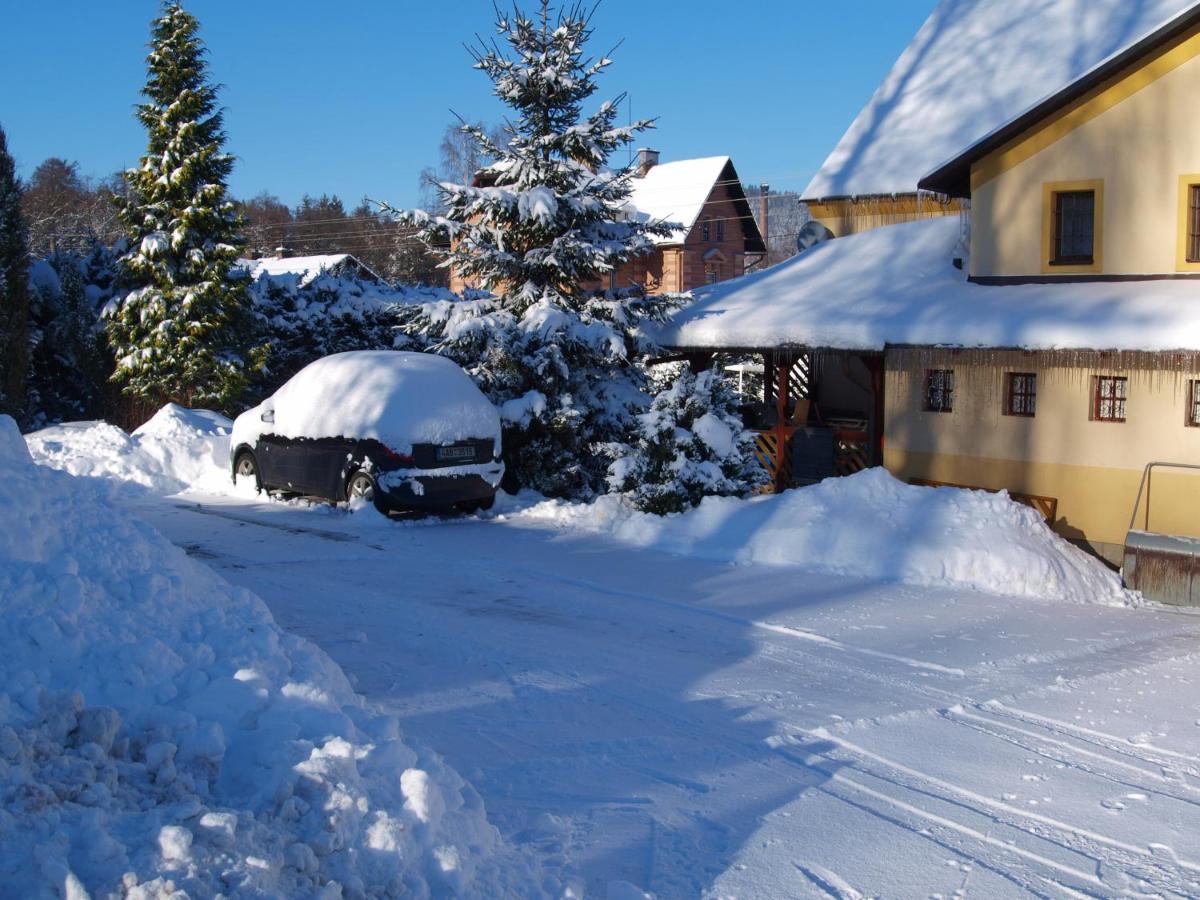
top-left (0, 415), bottom-right (536, 896)
top-left (246, 268), bottom-right (452, 397)
top-left (511, 467), bottom-right (1131, 606)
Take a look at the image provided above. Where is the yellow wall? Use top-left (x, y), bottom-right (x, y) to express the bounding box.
top-left (883, 351), bottom-right (1200, 551)
top-left (971, 47), bottom-right (1200, 277)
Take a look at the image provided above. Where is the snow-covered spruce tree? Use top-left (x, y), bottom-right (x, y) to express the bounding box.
top-left (25, 248), bottom-right (115, 426)
top-left (384, 3), bottom-right (682, 498)
top-left (0, 124), bottom-right (30, 419)
top-left (608, 367), bottom-right (767, 515)
top-left (107, 2), bottom-right (257, 415)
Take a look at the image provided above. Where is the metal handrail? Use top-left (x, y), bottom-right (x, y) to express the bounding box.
top-left (1127, 461), bottom-right (1200, 532)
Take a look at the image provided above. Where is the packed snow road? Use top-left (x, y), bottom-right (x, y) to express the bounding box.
top-left (136, 490), bottom-right (1200, 899)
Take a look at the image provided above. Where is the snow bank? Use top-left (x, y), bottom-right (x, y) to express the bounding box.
top-left (232, 351), bottom-right (502, 455)
top-left (511, 468), bottom-right (1130, 605)
top-left (26, 404), bottom-right (231, 495)
top-left (0, 414), bottom-right (531, 896)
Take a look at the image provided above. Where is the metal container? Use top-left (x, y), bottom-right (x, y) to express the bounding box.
top-left (1121, 461), bottom-right (1200, 606)
top-left (1123, 529), bottom-right (1200, 606)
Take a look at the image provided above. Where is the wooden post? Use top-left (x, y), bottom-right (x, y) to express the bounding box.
top-left (772, 359), bottom-right (792, 492)
top-left (864, 354), bottom-right (885, 467)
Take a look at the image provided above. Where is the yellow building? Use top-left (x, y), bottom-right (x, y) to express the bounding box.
top-left (660, 4), bottom-right (1200, 567)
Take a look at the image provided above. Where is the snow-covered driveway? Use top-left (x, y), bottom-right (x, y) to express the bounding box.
top-left (137, 491), bottom-right (1200, 898)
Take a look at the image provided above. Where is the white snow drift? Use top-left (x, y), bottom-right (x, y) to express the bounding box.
top-left (0, 415), bottom-right (535, 897)
top-left (25, 404), bottom-right (233, 495)
top-left (231, 351), bottom-right (502, 456)
top-left (511, 467), bottom-right (1130, 606)
top-left (26, 400), bottom-right (1127, 607)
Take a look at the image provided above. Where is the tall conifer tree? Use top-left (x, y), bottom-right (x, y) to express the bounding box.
top-left (108, 1), bottom-right (254, 413)
top-left (389, 3), bottom-right (682, 497)
top-left (0, 124), bottom-right (30, 419)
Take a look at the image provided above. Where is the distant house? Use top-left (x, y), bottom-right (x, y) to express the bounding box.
top-left (611, 151), bottom-right (766, 293)
top-left (448, 151), bottom-right (766, 295)
top-left (659, 2), bottom-right (1200, 567)
top-left (238, 253), bottom-right (383, 286)
top-left (799, 0), bottom-right (1191, 239)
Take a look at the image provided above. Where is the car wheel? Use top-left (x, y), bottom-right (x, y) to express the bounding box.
top-left (346, 470), bottom-right (386, 513)
top-left (234, 451), bottom-right (261, 492)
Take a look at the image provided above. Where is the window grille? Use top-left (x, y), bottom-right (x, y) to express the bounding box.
top-left (1093, 375), bottom-right (1127, 422)
top-left (924, 369), bottom-right (955, 413)
top-left (1006, 372), bottom-right (1036, 416)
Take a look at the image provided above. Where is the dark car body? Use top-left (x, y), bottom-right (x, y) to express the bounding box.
top-left (228, 351), bottom-right (504, 513)
top-left (232, 433), bottom-right (501, 511)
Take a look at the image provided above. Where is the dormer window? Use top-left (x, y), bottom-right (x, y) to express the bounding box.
top-left (1051, 191), bottom-right (1095, 265)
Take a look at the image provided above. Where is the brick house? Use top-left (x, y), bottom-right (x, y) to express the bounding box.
top-left (611, 151), bottom-right (766, 293)
top-left (449, 151), bottom-right (766, 294)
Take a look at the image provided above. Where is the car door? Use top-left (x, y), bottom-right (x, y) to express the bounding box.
top-left (254, 404), bottom-right (305, 490)
top-left (256, 433), bottom-right (297, 490)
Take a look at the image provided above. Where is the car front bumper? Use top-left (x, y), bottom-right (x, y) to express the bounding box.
top-left (376, 464), bottom-right (503, 510)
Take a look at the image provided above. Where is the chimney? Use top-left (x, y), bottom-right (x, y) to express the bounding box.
top-left (636, 148), bottom-right (660, 177)
top-left (759, 183), bottom-right (770, 256)
top-left (274, 244), bottom-right (293, 259)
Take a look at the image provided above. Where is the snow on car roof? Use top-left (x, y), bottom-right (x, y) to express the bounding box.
top-left (803, 0), bottom-right (1194, 199)
top-left (235, 351), bottom-right (500, 454)
top-left (656, 216), bottom-right (1200, 352)
top-left (628, 156), bottom-right (731, 245)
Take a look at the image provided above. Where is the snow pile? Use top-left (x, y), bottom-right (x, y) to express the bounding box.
top-left (512, 467), bottom-right (1130, 605)
top-left (26, 404), bottom-right (231, 495)
top-left (0, 414), bottom-right (529, 897)
top-left (233, 351), bottom-right (502, 455)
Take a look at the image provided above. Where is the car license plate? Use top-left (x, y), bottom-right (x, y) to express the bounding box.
top-left (437, 445), bottom-right (475, 462)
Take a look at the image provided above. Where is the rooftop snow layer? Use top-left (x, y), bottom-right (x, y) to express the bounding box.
top-left (803, 0), bottom-right (1194, 199)
top-left (239, 253), bottom-right (373, 285)
top-left (628, 156), bottom-right (730, 244)
top-left (656, 216), bottom-right (1200, 352)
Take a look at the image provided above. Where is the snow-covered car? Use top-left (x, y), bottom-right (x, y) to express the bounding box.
top-left (230, 351), bottom-right (503, 513)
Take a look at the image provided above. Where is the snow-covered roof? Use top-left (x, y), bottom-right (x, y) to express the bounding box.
top-left (628, 156), bottom-right (733, 245)
top-left (922, 4), bottom-right (1200, 197)
top-left (803, 0), bottom-right (1195, 199)
top-left (238, 253), bottom-right (381, 285)
top-left (656, 216), bottom-right (1200, 352)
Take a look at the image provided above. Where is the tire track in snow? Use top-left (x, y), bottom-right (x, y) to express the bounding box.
top-left (800, 728), bottom-right (1200, 896)
top-left (984, 701), bottom-right (1200, 778)
top-left (943, 705), bottom-right (1200, 806)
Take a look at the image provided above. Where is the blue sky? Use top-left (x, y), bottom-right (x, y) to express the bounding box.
top-left (0, 1), bottom-right (932, 208)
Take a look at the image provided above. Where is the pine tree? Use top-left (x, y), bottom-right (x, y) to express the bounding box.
top-left (608, 367), bottom-right (767, 515)
top-left (385, 2), bottom-right (683, 497)
top-left (0, 124), bottom-right (30, 420)
top-left (107, 1), bottom-right (256, 414)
